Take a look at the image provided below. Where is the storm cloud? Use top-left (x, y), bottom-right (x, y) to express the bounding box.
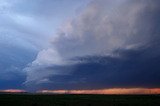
top-left (25, 0), bottom-right (160, 91)
top-left (0, 0), bottom-right (87, 89)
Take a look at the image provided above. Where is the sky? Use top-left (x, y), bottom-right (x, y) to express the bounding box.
top-left (0, 0), bottom-right (160, 94)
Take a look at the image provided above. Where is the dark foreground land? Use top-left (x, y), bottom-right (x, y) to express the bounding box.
top-left (0, 94), bottom-right (160, 106)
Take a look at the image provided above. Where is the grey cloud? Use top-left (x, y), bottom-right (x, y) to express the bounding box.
top-left (29, 45), bottom-right (160, 90)
top-left (0, 0), bottom-right (88, 89)
top-left (25, 0), bottom-right (160, 90)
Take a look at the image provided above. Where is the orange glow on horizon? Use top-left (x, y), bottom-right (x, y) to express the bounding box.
top-left (0, 89), bottom-right (26, 93)
top-left (38, 88), bottom-right (160, 94)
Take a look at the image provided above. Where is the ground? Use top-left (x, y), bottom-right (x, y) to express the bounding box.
top-left (0, 94), bottom-right (160, 106)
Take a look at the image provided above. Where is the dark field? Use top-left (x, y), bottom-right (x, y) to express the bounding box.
top-left (0, 94), bottom-right (160, 106)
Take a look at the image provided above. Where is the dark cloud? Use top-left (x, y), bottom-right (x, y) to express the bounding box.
top-left (0, 76), bottom-right (25, 90)
top-left (32, 44), bottom-right (160, 90)
top-left (25, 0), bottom-right (160, 91)
top-left (0, 0), bottom-right (87, 90)
top-left (0, 45), bottom-right (37, 89)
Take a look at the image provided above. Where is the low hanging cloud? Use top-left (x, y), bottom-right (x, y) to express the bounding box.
top-left (24, 0), bottom-right (160, 91)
